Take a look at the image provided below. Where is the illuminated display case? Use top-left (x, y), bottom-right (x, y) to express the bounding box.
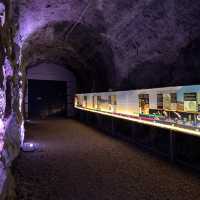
top-left (75, 85), bottom-right (200, 136)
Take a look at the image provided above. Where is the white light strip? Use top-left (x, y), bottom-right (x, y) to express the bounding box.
top-left (75, 106), bottom-right (200, 137)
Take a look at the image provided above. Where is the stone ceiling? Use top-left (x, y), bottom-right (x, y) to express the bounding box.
top-left (11, 0), bottom-right (200, 91)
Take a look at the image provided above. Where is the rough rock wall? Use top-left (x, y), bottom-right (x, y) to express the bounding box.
top-left (102, 0), bottom-right (200, 89)
top-left (13, 0), bottom-right (200, 92)
top-left (0, 0), bottom-right (25, 199)
top-left (12, 0), bottom-right (117, 92)
top-left (21, 21), bottom-right (116, 92)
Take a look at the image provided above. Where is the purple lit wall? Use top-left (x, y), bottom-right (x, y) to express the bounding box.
top-left (0, 2), bottom-right (26, 198)
top-left (15, 0), bottom-right (92, 44)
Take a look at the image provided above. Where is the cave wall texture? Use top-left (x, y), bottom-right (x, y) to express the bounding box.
top-left (12, 0), bottom-right (200, 91)
top-left (0, 0), bottom-right (199, 198)
top-left (0, 0), bottom-right (25, 199)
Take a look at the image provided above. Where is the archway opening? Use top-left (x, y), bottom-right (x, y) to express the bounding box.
top-left (25, 62), bottom-right (76, 119)
top-left (21, 21), bottom-right (116, 120)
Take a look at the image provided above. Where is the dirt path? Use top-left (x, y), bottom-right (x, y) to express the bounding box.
top-left (12, 118), bottom-right (200, 200)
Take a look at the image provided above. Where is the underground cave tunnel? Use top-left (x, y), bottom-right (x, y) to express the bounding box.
top-left (0, 0), bottom-right (200, 199)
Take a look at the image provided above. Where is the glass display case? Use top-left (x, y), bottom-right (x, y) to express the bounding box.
top-left (75, 85), bottom-right (200, 136)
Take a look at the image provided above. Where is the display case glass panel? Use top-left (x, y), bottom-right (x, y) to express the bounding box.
top-left (75, 85), bottom-right (200, 136)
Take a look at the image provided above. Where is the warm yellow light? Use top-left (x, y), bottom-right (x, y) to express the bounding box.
top-left (75, 106), bottom-right (200, 137)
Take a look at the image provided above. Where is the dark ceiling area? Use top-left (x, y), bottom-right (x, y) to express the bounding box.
top-left (10, 0), bottom-right (200, 92)
top-left (121, 37), bottom-right (200, 90)
top-left (22, 21), bottom-right (116, 92)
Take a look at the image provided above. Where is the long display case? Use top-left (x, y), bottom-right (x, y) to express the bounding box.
top-left (74, 85), bottom-right (200, 136)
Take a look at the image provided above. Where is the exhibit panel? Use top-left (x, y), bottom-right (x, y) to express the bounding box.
top-left (126, 92), bottom-right (139, 116)
top-left (75, 85), bottom-right (200, 136)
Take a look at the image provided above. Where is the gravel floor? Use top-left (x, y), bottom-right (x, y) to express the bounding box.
top-left (12, 118), bottom-right (200, 200)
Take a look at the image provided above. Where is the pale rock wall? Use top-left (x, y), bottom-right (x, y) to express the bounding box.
top-left (0, 0), bottom-right (25, 199)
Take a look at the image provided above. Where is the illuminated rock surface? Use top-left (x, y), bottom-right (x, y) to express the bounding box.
top-left (0, 1), bottom-right (25, 199)
top-left (12, 0), bottom-right (200, 90)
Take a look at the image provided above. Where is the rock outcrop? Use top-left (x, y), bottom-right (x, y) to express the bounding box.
top-left (0, 1), bottom-right (25, 199)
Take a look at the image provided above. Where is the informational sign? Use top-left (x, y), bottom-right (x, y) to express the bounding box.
top-left (177, 102), bottom-right (184, 111)
top-left (163, 94), bottom-right (171, 110)
top-left (184, 101), bottom-right (197, 112)
top-left (197, 93), bottom-right (200, 104)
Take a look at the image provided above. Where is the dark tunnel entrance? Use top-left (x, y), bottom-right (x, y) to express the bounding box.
top-left (28, 80), bottom-right (67, 119)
